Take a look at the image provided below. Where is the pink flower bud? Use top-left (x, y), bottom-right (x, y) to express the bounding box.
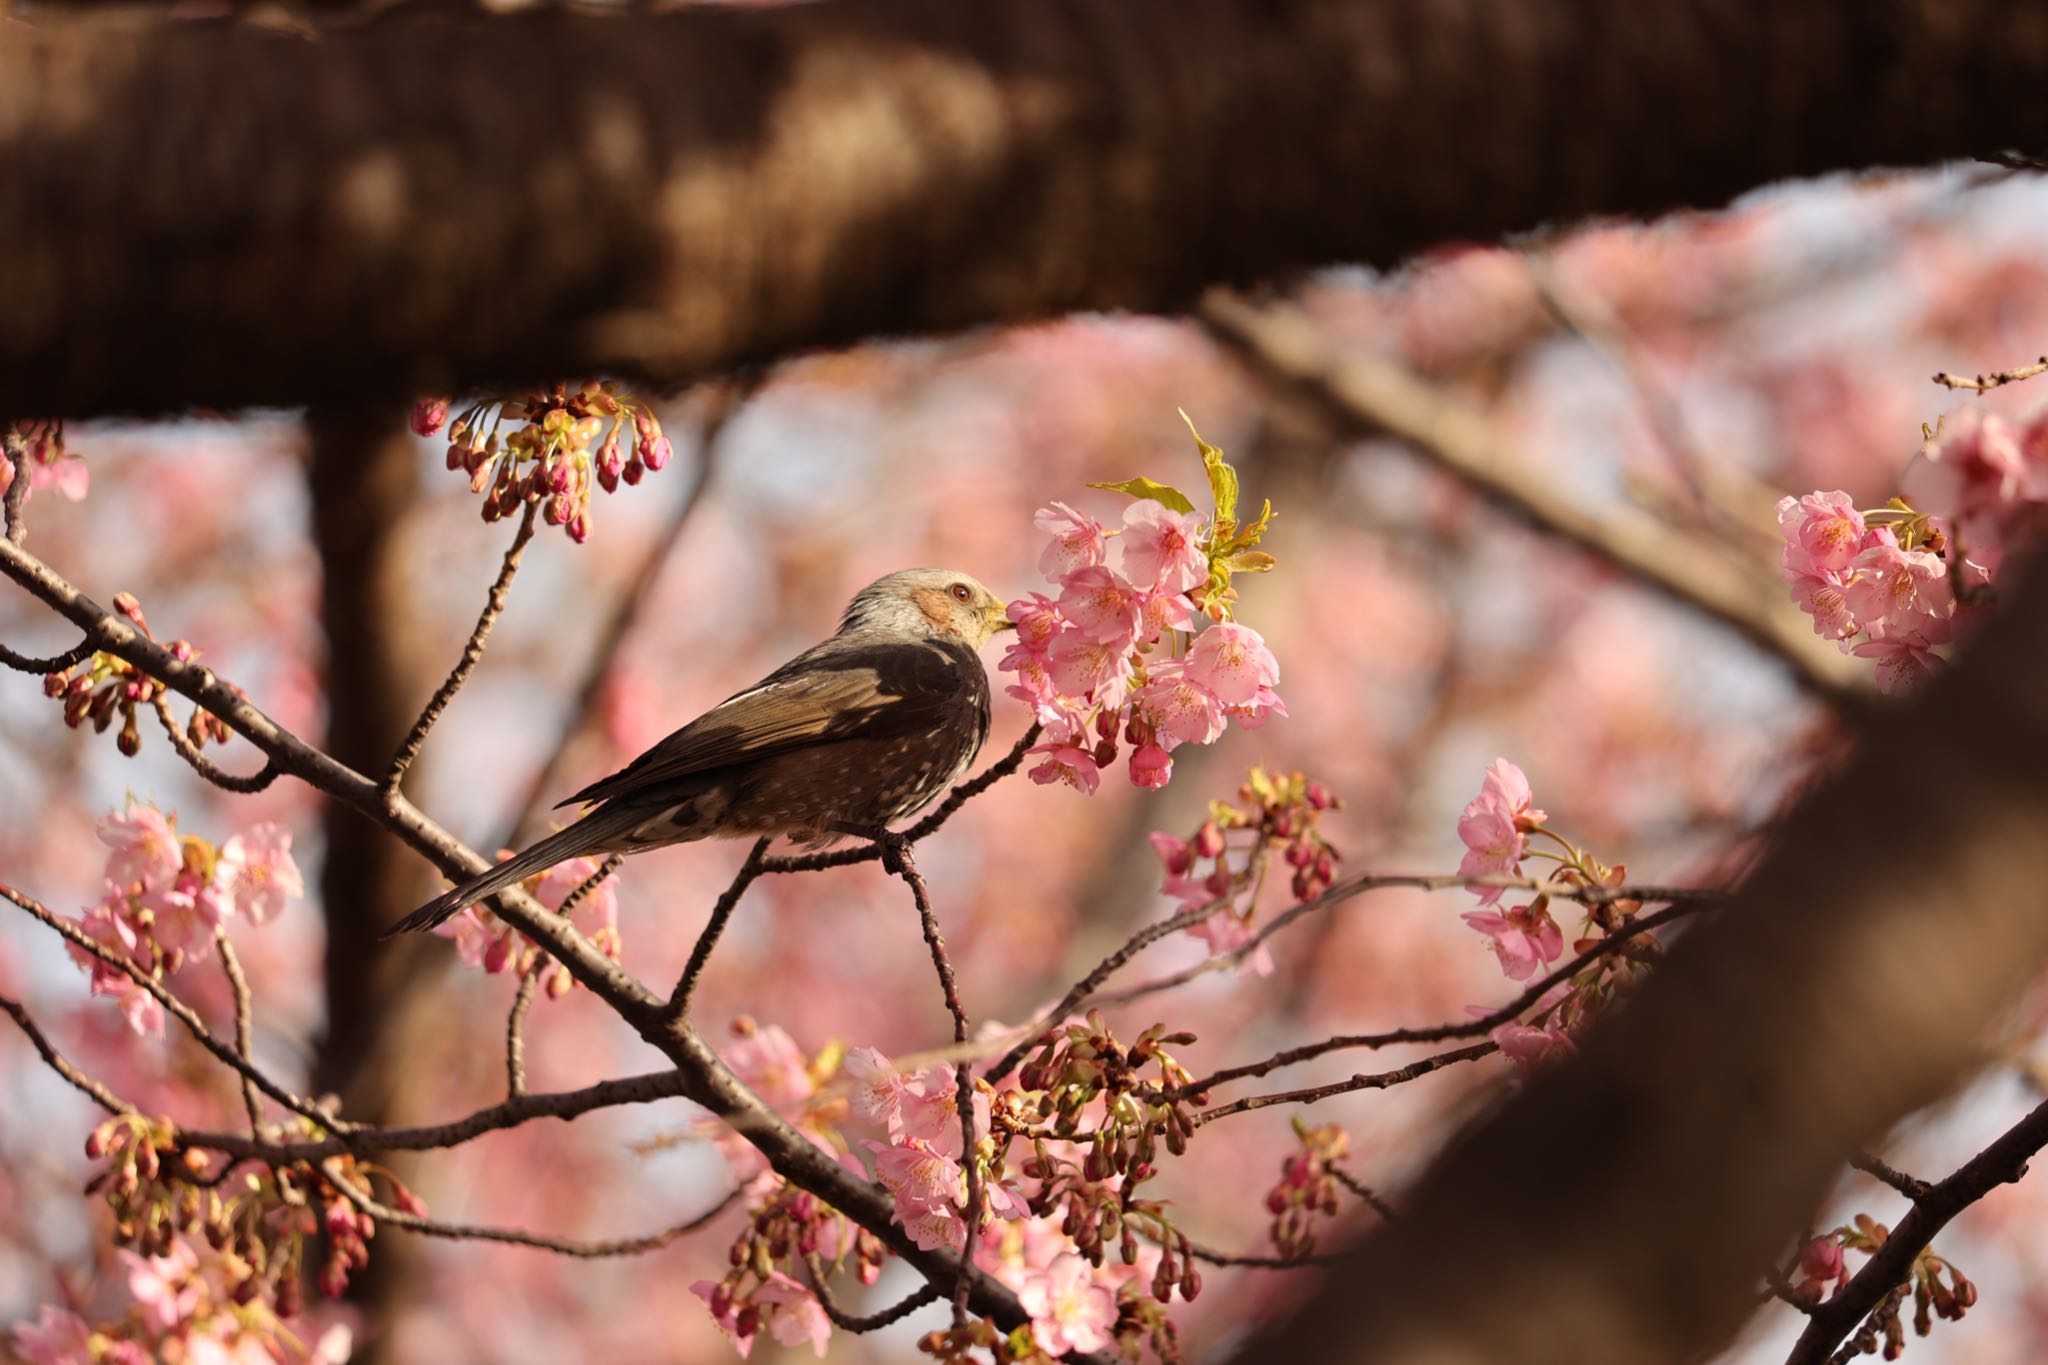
top-left (641, 435), bottom-right (673, 472)
top-left (621, 456), bottom-right (645, 486)
top-left (410, 399), bottom-right (450, 437)
top-left (567, 512), bottom-right (591, 544)
top-left (482, 932), bottom-right (513, 975)
top-left (1193, 820), bottom-right (1224, 858)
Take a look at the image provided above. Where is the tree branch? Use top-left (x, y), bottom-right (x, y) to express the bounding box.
top-left (6, 1), bottom-right (2048, 417)
top-left (1199, 290), bottom-right (1871, 704)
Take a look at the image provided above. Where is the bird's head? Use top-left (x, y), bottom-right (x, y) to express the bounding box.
top-left (840, 568), bottom-right (1014, 648)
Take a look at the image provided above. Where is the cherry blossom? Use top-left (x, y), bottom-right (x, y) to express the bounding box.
top-left (751, 1272), bottom-right (831, 1357)
top-left (1492, 1020), bottom-right (1578, 1069)
top-left (1456, 758), bottom-right (1546, 901)
top-left (1018, 1252), bottom-right (1119, 1356)
top-left (1026, 740), bottom-right (1102, 794)
top-left (690, 1280), bottom-right (759, 1358)
top-left (8, 1307), bottom-right (92, 1365)
top-left (1117, 499), bottom-right (1208, 595)
top-left (1132, 661), bottom-right (1226, 749)
top-left (1129, 741), bottom-right (1173, 789)
top-left (1185, 620), bottom-right (1281, 706)
top-left (214, 823), bottom-right (305, 925)
top-left (1056, 564), bottom-right (1145, 645)
top-left (1033, 500), bottom-right (1108, 578)
top-left (1461, 902), bottom-right (1565, 981)
top-left (97, 802), bottom-right (182, 893)
top-left (1776, 490), bottom-right (1869, 575)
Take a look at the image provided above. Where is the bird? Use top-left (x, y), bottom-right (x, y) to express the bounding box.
top-left (387, 568), bottom-right (1013, 936)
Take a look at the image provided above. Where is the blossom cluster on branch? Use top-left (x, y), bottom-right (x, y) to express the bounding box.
top-left (1003, 416), bottom-right (1282, 793)
top-left (411, 381), bottom-right (674, 542)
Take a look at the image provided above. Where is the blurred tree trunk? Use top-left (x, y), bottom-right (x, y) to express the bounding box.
top-left (305, 409), bottom-right (439, 1354)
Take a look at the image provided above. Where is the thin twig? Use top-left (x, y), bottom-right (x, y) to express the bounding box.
top-left (152, 692), bottom-right (279, 793)
top-left (667, 837), bottom-right (770, 1018)
top-left (761, 725), bottom-right (1041, 875)
top-left (1850, 1151), bottom-right (1932, 1201)
top-left (0, 636), bottom-right (92, 675)
top-left (1932, 354), bottom-right (2048, 392)
top-left (2, 423), bottom-right (29, 546)
top-left (1, 883), bottom-right (344, 1131)
top-left (215, 929), bottom-right (263, 1132)
top-left (884, 837), bottom-right (980, 1331)
top-left (180, 1068), bottom-right (696, 1163)
top-left (505, 972), bottom-right (539, 1098)
top-left (1786, 1097), bottom-right (2048, 1364)
top-left (1182, 1239), bottom-right (1345, 1268)
top-left (1193, 1041), bottom-right (1499, 1126)
top-left (506, 384), bottom-right (745, 841)
top-left (1179, 900), bottom-right (1700, 1097)
top-left (803, 1252), bottom-right (946, 1331)
top-left (382, 501), bottom-right (538, 794)
top-left (323, 1159), bottom-right (740, 1257)
top-left (0, 993), bottom-right (133, 1115)
top-left (1332, 1167), bottom-right (1398, 1222)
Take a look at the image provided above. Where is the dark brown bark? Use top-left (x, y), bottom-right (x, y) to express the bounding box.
top-left (1237, 549), bottom-right (2048, 1364)
top-left (304, 408), bottom-right (437, 1351)
top-left (2, 0), bottom-right (2046, 418)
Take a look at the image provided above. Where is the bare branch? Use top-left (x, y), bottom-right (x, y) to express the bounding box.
top-left (505, 971), bottom-right (539, 1099)
top-left (1849, 1151), bottom-right (1931, 1202)
top-left (0, 992), bottom-right (133, 1116)
top-left (1787, 1098), bottom-right (2048, 1364)
top-left (151, 692), bottom-right (279, 793)
top-left (382, 501), bottom-right (538, 794)
top-left (803, 1253), bottom-right (945, 1332)
top-left (323, 1159), bottom-right (741, 1258)
top-left (1199, 289), bottom-right (1871, 705)
top-left (1332, 1168), bottom-right (1399, 1223)
top-left (1193, 1041), bottom-right (1498, 1127)
top-left (215, 929), bottom-right (263, 1131)
top-left (667, 837), bottom-right (770, 1019)
top-left (1932, 354), bottom-right (2048, 393)
top-left (0, 635), bottom-right (93, 675)
top-left (3, 424), bottom-right (27, 545)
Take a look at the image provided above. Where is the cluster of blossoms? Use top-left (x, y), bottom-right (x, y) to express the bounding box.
top-left (10, 1114), bottom-right (417, 1364)
top-left (1004, 416), bottom-right (1282, 793)
top-left (1146, 766), bottom-right (1341, 974)
top-left (410, 381), bottom-right (674, 542)
top-left (1777, 405), bottom-right (2048, 695)
top-left (1792, 1218), bottom-right (1975, 1358)
top-left (695, 1013), bottom-right (1207, 1362)
top-left (43, 594), bottom-right (235, 758)
top-left (1263, 1119), bottom-right (1353, 1259)
top-left (435, 854), bottom-right (622, 997)
top-left (68, 802), bottom-right (303, 1036)
top-left (0, 418), bottom-right (89, 504)
top-left (1453, 760), bottom-right (1650, 1068)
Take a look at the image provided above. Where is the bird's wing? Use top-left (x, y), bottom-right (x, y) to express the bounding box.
top-left (557, 640), bottom-right (980, 809)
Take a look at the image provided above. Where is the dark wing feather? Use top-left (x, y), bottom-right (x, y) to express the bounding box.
top-left (557, 639), bottom-right (981, 809)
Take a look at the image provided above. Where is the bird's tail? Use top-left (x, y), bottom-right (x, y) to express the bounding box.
top-left (384, 813), bottom-right (629, 937)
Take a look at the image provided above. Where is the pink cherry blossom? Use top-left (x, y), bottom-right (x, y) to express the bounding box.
top-left (215, 823), bottom-right (305, 925)
top-left (1055, 565), bottom-right (1144, 646)
top-left (691, 1281), bottom-right (757, 1358)
top-left (1133, 588), bottom-right (1196, 644)
top-left (1034, 501), bottom-right (1108, 579)
top-left (753, 1272), bottom-right (832, 1358)
top-left (1117, 499), bottom-right (1209, 595)
top-left (723, 1023), bottom-right (815, 1110)
top-left (1794, 1236), bottom-right (1847, 1302)
top-left (1187, 909), bottom-right (1275, 975)
top-left (1852, 634), bottom-right (1943, 696)
top-left (1774, 490), bottom-right (1868, 575)
top-left (68, 900), bottom-right (163, 1037)
top-left (1842, 531), bottom-right (1953, 641)
top-left (872, 1139), bottom-right (968, 1250)
top-left (1043, 628), bottom-right (1133, 704)
top-left (9, 1307), bottom-right (92, 1365)
top-left (1005, 592), bottom-right (1065, 651)
top-left (1492, 1020), bottom-right (1577, 1069)
top-left (842, 1046), bottom-right (911, 1131)
top-left (137, 878), bottom-right (226, 961)
top-left (1460, 903), bottom-right (1564, 981)
top-left (1027, 741), bottom-right (1102, 794)
top-left (1456, 759), bottom-right (1545, 903)
top-left (1226, 684), bottom-right (1289, 730)
top-left (123, 1237), bottom-right (203, 1331)
top-left (1133, 661), bottom-right (1226, 749)
top-left (1017, 1253), bottom-right (1119, 1356)
top-left (1185, 621), bottom-right (1281, 706)
top-left (98, 803), bottom-right (181, 893)
top-left (1128, 742), bottom-right (1172, 789)
top-left (999, 642), bottom-right (1064, 720)
top-left (1785, 568), bottom-right (1859, 641)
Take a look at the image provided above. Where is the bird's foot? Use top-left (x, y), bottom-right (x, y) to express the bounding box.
top-left (835, 822), bottom-right (912, 875)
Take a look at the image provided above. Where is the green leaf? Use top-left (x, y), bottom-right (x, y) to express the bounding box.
top-left (1223, 549), bottom-right (1277, 573)
top-left (1180, 408), bottom-right (1238, 531)
top-left (1086, 477), bottom-right (1197, 515)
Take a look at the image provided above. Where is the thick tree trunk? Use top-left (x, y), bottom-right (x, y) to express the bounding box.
top-left (1, 0), bottom-right (2044, 417)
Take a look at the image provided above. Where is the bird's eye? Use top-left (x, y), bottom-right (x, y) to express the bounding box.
top-left (950, 583), bottom-right (972, 602)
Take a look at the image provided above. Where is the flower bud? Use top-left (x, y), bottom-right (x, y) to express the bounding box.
top-left (410, 399), bottom-right (450, 438)
top-left (1193, 821), bottom-right (1224, 858)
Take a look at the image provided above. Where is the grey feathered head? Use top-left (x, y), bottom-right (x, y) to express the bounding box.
top-left (839, 568), bottom-right (1012, 648)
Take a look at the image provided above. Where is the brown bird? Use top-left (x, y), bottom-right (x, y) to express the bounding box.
top-left (389, 568), bottom-right (1012, 935)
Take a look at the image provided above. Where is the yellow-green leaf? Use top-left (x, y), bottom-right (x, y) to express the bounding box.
top-left (1223, 549), bottom-right (1277, 573)
top-left (1086, 477), bottom-right (1197, 515)
top-left (1179, 408), bottom-right (1239, 531)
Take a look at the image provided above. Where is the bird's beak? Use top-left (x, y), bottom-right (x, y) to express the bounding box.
top-left (989, 605), bottom-right (1017, 633)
